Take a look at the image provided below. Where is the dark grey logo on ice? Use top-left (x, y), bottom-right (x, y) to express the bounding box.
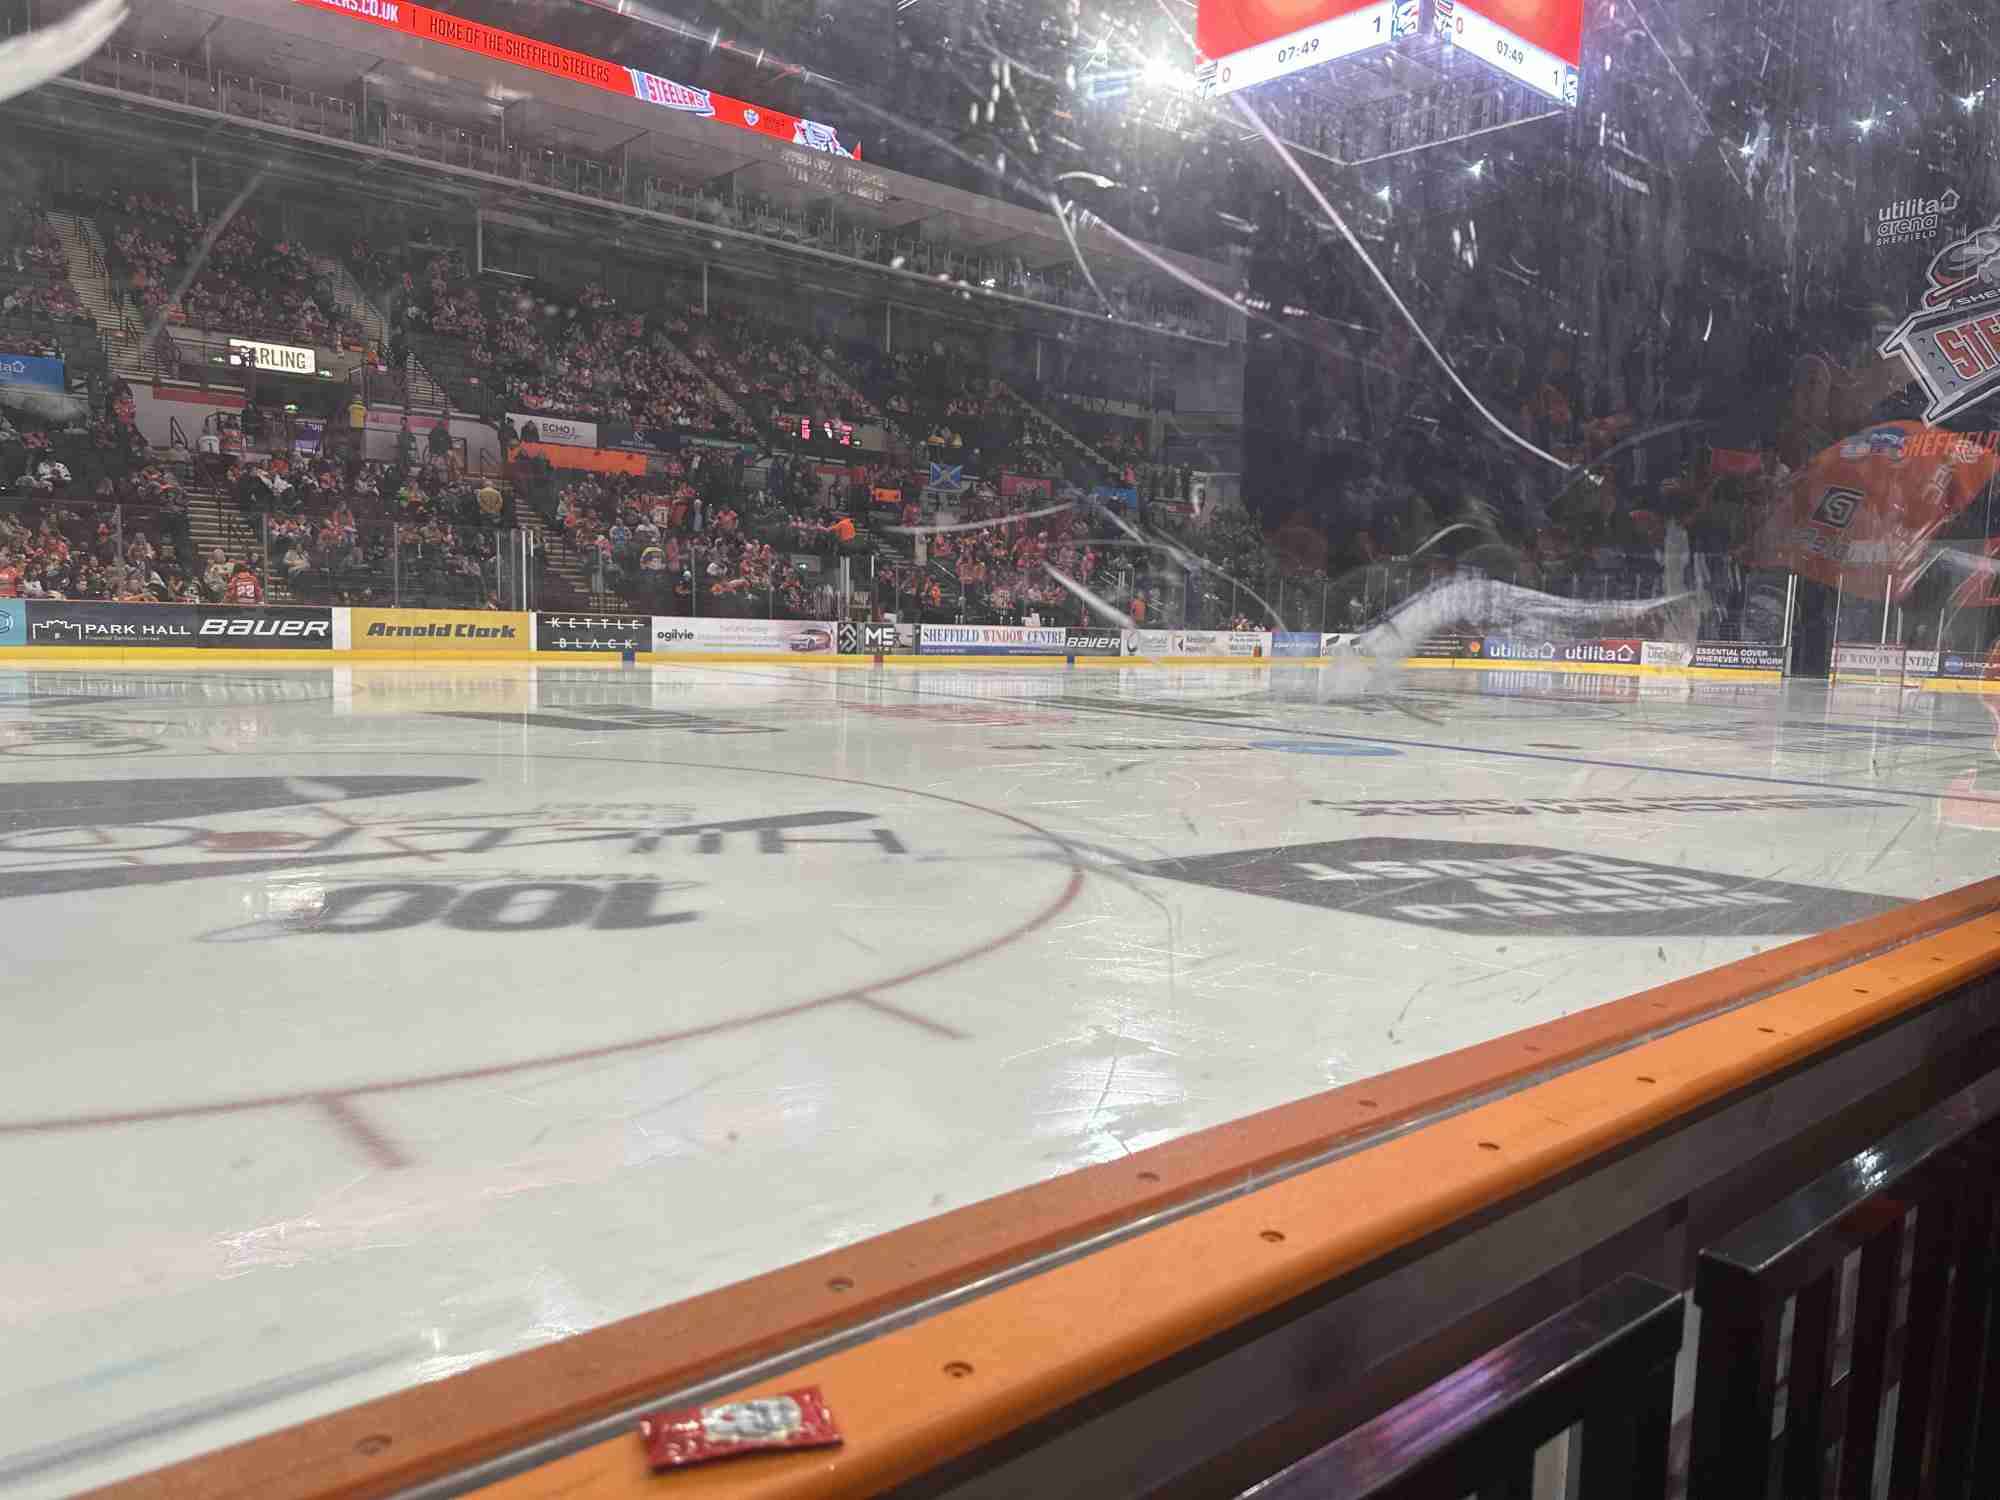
top-left (1136, 838), bottom-right (1901, 937)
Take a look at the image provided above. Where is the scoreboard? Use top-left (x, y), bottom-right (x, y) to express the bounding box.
top-left (1197, 0), bottom-right (1581, 106)
top-left (1196, 0), bottom-right (1413, 97)
top-left (1434, 0), bottom-right (1581, 106)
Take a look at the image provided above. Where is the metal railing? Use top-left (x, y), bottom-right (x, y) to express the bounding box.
top-left (1245, 1276), bottom-right (1683, 1500)
top-left (264, 514), bottom-right (532, 611)
top-left (1689, 1070), bottom-right (2000, 1498)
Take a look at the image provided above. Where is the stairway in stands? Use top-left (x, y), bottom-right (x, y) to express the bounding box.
top-left (519, 510), bottom-right (626, 610)
top-left (317, 255), bottom-right (451, 411)
top-left (44, 211), bottom-right (146, 378)
top-left (998, 383), bottom-right (1113, 474)
top-left (660, 338), bottom-right (753, 433)
top-left (180, 489), bottom-right (275, 590)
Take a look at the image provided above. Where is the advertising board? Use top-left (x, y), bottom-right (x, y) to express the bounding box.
top-left (352, 608), bottom-right (529, 651)
top-left (25, 601), bottom-right (200, 647)
top-left (1409, 636), bottom-right (1478, 660)
top-left (227, 337), bottom-right (317, 376)
top-left (652, 617), bottom-right (837, 654)
top-left (1833, 644), bottom-right (1940, 679)
top-left (196, 606), bottom-right (335, 649)
top-left (1271, 631), bottom-right (1324, 658)
top-left (1171, 630), bottom-right (1269, 657)
top-left (294, 0), bottom-right (858, 156)
top-left (837, 622), bottom-right (896, 654)
top-left (1936, 651), bottom-right (2000, 681)
top-left (1691, 642), bottom-right (1787, 673)
top-left (1122, 629), bottom-right (1174, 657)
top-left (0, 353), bottom-right (65, 392)
top-left (508, 413), bottom-right (599, 448)
top-left (1480, 638), bottom-right (1643, 666)
top-left (535, 613), bottom-right (650, 653)
top-left (1064, 627), bottom-right (1123, 657)
top-left (919, 624), bottom-right (1068, 656)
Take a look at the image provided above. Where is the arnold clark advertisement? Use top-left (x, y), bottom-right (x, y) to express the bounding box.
top-left (352, 608), bottom-right (529, 650)
top-left (919, 624), bottom-right (1068, 656)
top-left (652, 616), bottom-right (837, 654)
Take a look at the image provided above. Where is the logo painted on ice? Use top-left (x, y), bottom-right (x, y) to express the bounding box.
top-left (1136, 838), bottom-right (1901, 938)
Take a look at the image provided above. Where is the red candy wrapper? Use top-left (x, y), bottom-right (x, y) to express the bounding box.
top-left (638, 1386), bottom-right (843, 1470)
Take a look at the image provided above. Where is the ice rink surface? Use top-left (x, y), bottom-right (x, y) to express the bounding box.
top-left (4, 658), bottom-right (1998, 1493)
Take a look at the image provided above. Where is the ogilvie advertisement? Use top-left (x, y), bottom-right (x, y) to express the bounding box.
top-left (650, 617), bottom-right (837, 654)
top-left (352, 608), bottom-right (528, 650)
top-left (8, 604), bottom-right (337, 649)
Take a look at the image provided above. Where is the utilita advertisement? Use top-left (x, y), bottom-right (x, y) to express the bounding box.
top-left (295, 0), bottom-right (858, 157)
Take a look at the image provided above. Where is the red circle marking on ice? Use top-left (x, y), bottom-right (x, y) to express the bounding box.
top-left (0, 757), bottom-right (1087, 1138)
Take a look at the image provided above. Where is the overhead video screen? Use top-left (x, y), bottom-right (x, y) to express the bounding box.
top-left (1195, 0), bottom-right (1405, 97)
top-left (1437, 0), bottom-right (1582, 105)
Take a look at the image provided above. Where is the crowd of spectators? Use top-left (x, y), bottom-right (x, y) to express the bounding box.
top-left (403, 257), bottom-right (753, 440)
top-left (100, 189), bottom-right (363, 347)
top-left (0, 398), bottom-right (256, 604)
top-left (905, 483), bottom-right (1123, 624)
top-left (239, 441), bottom-right (510, 607)
top-left (1, 200), bottom-right (89, 328)
top-left (527, 446), bottom-right (838, 617)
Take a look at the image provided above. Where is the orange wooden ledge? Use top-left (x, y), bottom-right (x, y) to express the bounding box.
top-left (476, 906), bottom-right (2000, 1499)
top-left (88, 876), bottom-right (2000, 1500)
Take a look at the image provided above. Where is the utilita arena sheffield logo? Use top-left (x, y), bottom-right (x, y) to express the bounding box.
top-left (1875, 188), bottom-right (1959, 246)
top-left (1882, 217), bottom-right (2000, 423)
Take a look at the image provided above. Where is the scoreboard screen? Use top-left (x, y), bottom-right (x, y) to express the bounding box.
top-left (1195, 0), bottom-right (1582, 105)
top-left (1436, 0), bottom-right (1581, 105)
top-left (1196, 0), bottom-right (1410, 97)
